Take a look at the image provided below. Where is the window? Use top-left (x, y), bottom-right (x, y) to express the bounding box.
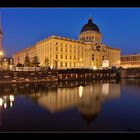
top-left (56, 55), bottom-right (58, 59)
top-left (92, 55), bottom-right (94, 60)
top-left (65, 63), bottom-right (67, 67)
top-left (65, 55), bottom-right (67, 59)
top-left (55, 62), bottom-right (58, 67)
top-left (74, 56), bottom-right (76, 60)
top-left (74, 49), bottom-right (76, 53)
top-left (56, 42), bottom-right (58, 45)
top-left (61, 55), bottom-right (63, 59)
top-left (60, 62), bottom-right (63, 67)
top-left (56, 46), bottom-right (58, 51)
top-left (70, 56), bottom-right (72, 59)
top-left (61, 47), bottom-right (63, 52)
top-left (70, 49), bottom-right (72, 53)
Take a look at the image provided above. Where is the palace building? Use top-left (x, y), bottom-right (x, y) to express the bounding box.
top-left (13, 18), bottom-right (120, 69)
top-left (121, 53), bottom-right (140, 68)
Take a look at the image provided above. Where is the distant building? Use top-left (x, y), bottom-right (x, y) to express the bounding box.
top-left (13, 18), bottom-right (120, 69)
top-left (121, 54), bottom-right (140, 68)
top-left (1, 57), bottom-right (14, 70)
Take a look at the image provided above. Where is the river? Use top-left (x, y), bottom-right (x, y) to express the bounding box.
top-left (0, 79), bottom-right (140, 132)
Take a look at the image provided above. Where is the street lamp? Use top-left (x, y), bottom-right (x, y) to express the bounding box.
top-left (0, 51), bottom-right (3, 56)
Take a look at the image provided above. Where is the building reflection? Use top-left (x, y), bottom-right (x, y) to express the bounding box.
top-left (31, 82), bottom-right (121, 124)
top-left (0, 81), bottom-right (120, 125)
top-left (0, 95), bottom-right (14, 109)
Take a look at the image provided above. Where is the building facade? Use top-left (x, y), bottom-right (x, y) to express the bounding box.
top-left (121, 54), bottom-right (140, 68)
top-left (13, 18), bottom-right (120, 69)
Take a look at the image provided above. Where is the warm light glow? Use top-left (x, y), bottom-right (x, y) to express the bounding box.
top-left (102, 83), bottom-right (109, 95)
top-left (10, 102), bottom-right (13, 108)
top-left (4, 103), bottom-right (7, 109)
top-left (50, 65), bottom-right (53, 69)
top-left (102, 60), bottom-right (109, 67)
top-left (79, 86), bottom-right (83, 98)
top-left (9, 95), bottom-right (14, 102)
top-left (0, 51), bottom-right (3, 56)
top-left (93, 66), bottom-right (97, 70)
top-left (0, 98), bottom-right (3, 106)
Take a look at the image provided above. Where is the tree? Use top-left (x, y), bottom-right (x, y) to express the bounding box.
top-left (24, 56), bottom-right (31, 67)
top-left (44, 57), bottom-right (50, 66)
top-left (16, 63), bottom-right (23, 67)
top-left (32, 56), bottom-right (40, 71)
top-left (53, 60), bottom-right (58, 69)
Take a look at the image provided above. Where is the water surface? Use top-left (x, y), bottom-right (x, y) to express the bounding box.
top-left (0, 79), bottom-right (140, 132)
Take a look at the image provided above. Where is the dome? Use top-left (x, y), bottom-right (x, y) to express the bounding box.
top-left (80, 18), bottom-right (100, 33)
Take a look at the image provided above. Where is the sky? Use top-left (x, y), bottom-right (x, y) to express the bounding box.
top-left (1, 8), bottom-right (140, 57)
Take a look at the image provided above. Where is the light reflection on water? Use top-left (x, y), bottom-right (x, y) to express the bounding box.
top-left (0, 79), bottom-right (140, 131)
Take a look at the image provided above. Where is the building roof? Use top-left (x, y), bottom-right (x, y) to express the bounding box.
top-left (121, 53), bottom-right (140, 57)
top-left (80, 18), bottom-right (100, 33)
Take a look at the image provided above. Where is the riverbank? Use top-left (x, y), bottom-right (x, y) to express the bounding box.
top-left (119, 67), bottom-right (140, 78)
top-left (0, 69), bottom-right (119, 84)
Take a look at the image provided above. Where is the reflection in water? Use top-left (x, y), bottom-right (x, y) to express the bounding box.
top-left (31, 82), bottom-right (120, 124)
top-left (0, 95), bottom-right (14, 109)
top-left (0, 81), bottom-right (120, 125)
top-left (79, 86), bottom-right (83, 98)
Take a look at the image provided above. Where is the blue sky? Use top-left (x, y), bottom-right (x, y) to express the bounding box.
top-left (1, 8), bottom-right (140, 57)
